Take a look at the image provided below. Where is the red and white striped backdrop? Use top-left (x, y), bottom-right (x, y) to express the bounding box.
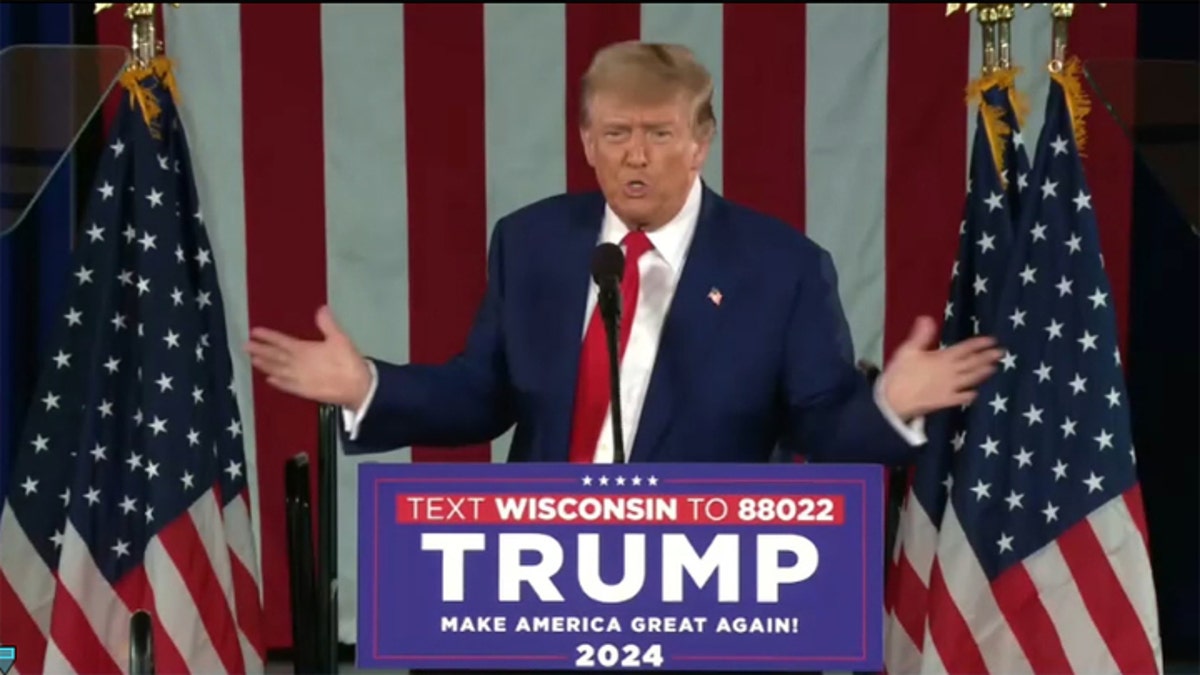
top-left (94, 2), bottom-right (1138, 650)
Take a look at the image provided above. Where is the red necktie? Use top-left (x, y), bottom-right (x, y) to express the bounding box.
top-left (568, 230), bottom-right (654, 463)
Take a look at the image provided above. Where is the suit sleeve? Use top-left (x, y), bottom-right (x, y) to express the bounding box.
top-left (780, 248), bottom-right (921, 466)
top-left (342, 219), bottom-right (515, 453)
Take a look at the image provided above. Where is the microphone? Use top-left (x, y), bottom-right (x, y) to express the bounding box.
top-left (590, 243), bottom-right (627, 464)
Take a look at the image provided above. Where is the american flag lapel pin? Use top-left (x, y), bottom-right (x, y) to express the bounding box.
top-left (708, 287), bottom-right (722, 306)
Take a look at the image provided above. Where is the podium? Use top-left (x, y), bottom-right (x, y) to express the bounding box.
top-left (354, 461), bottom-right (885, 672)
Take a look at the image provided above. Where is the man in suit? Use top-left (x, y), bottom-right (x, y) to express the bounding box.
top-left (247, 41), bottom-right (1000, 467)
top-left (247, 39), bottom-right (999, 675)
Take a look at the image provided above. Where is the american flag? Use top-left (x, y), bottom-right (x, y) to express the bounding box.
top-left (0, 65), bottom-right (265, 674)
top-left (884, 61), bottom-right (1161, 673)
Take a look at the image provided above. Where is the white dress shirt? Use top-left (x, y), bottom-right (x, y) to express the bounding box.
top-left (344, 177), bottom-right (926, 456)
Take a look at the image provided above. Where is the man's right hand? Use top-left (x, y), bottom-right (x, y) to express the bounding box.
top-left (245, 304), bottom-right (373, 410)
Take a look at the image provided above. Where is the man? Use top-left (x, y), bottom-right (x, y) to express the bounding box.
top-left (247, 39), bottom-right (999, 675)
top-left (247, 41), bottom-right (1000, 467)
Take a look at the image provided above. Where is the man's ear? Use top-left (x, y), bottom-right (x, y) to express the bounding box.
top-left (579, 126), bottom-right (596, 167)
top-left (689, 136), bottom-right (711, 172)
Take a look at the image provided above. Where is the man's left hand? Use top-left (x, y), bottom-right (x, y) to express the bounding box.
top-left (881, 315), bottom-right (1004, 421)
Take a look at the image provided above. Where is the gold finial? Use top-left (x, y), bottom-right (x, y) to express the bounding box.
top-left (994, 4), bottom-right (1015, 70)
top-left (94, 4), bottom-right (181, 68)
top-left (1051, 4), bottom-right (1082, 18)
top-left (948, 3), bottom-right (1105, 17)
top-left (1046, 4), bottom-right (1107, 71)
top-left (976, 5), bottom-right (999, 75)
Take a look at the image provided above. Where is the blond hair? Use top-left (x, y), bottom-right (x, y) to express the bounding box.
top-left (579, 41), bottom-right (716, 141)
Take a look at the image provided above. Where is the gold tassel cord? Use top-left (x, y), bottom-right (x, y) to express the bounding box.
top-left (964, 68), bottom-right (1028, 185)
top-left (990, 66), bottom-right (1030, 129)
top-left (1049, 54), bottom-right (1091, 156)
top-left (117, 55), bottom-right (180, 139)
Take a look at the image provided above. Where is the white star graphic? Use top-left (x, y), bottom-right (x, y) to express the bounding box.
top-left (1051, 134), bottom-right (1069, 156)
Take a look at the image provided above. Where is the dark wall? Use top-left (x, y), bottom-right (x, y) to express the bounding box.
top-left (1130, 1), bottom-right (1199, 663)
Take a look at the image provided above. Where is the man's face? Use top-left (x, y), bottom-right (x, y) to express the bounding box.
top-left (580, 91), bottom-right (710, 230)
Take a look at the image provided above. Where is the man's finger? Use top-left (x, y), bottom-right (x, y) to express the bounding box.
top-left (266, 374), bottom-right (309, 399)
top-left (267, 374), bottom-right (328, 404)
top-left (248, 327), bottom-right (307, 352)
top-left (249, 354), bottom-right (291, 379)
top-left (955, 364), bottom-right (997, 390)
top-left (945, 390), bottom-right (977, 409)
top-left (944, 335), bottom-right (999, 359)
top-left (246, 341), bottom-right (293, 368)
top-left (955, 347), bottom-right (1004, 374)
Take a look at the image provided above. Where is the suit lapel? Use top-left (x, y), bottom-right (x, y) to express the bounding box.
top-left (631, 187), bottom-right (732, 461)
top-left (540, 193), bottom-right (606, 462)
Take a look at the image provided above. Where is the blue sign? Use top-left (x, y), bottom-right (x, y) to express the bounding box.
top-left (357, 462), bottom-right (884, 671)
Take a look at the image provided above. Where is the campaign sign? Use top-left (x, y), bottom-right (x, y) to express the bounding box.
top-left (357, 462), bottom-right (884, 671)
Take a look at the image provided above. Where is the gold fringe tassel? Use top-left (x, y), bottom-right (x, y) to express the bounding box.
top-left (1049, 55), bottom-right (1091, 157)
top-left (964, 69), bottom-right (1012, 184)
top-left (118, 55), bottom-right (180, 139)
top-left (991, 66), bottom-right (1031, 129)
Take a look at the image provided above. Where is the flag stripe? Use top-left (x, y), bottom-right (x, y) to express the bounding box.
top-left (721, 3), bottom-right (806, 232)
top-left (640, 3), bottom-right (724, 195)
top-left (113, 566), bottom-right (194, 675)
top-left (565, 3), bottom-right (641, 193)
top-left (805, 3), bottom-right (890, 365)
top-left (1020, 540), bottom-right (1118, 673)
top-left (52, 523), bottom-right (129, 673)
top-left (222, 496), bottom-right (266, 665)
top-left (883, 5), bottom-right (970, 358)
top-left (924, 560), bottom-right (991, 673)
top-left (156, 495), bottom-right (245, 674)
top-left (238, 3), bottom-right (328, 648)
top-left (145, 535), bottom-right (224, 674)
top-left (0, 511), bottom-right (49, 675)
top-left (1058, 496), bottom-right (1160, 674)
top-left (318, 2), bottom-right (414, 643)
top-left (483, 3), bottom-right (568, 463)
top-left (989, 553), bottom-right (1077, 673)
top-left (403, 3), bottom-right (491, 463)
top-left (931, 508), bottom-right (1033, 673)
top-left (1093, 492), bottom-right (1162, 670)
top-left (45, 581), bottom-right (122, 674)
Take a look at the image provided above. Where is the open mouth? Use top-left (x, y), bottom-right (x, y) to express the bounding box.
top-left (624, 180), bottom-right (648, 196)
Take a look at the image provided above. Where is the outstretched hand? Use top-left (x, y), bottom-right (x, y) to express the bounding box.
top-left (880, 315), bottom-right (1003, 421)
top-left (245, 305), bottom-right (373, 410)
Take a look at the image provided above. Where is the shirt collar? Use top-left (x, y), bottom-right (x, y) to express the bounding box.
top-left (600, 176), bottom-right (702, 273)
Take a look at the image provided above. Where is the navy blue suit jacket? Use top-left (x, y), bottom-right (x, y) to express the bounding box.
top-left (348, 184), bottom-right (918, 467)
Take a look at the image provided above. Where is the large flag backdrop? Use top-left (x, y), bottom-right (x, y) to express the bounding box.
top-left (79, 2), bottom-right (1140, 650)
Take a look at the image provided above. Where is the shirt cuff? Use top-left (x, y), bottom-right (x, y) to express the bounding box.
top-left (342, 359), bottom-right (378, 441)
top-left (873, 375), bottom-right (926, 446)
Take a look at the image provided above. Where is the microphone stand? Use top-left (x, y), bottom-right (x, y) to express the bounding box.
top-left (598, 282), bottom-right (626, 464)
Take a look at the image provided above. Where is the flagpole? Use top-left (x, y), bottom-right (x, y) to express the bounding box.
top-left (93, 3), bottom-right (180, 69)
top-left (995, 4), bottom-right (1015, 71)
top-left (978, 5), bottom-right (999, 76)
top-left (1048, 3), bottom-right (1074, 73)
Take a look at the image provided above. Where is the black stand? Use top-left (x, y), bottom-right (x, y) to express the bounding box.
top-left (285, 454), bottom-right (317, 674)
top-left (598, 285), bottom-right (625, 464)
top-left (129, 610), bottom-right (154, 675)
top-left (284, 405), bottom-right (340, 674)
top-left (315, 404), bottom-right (340, 674)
